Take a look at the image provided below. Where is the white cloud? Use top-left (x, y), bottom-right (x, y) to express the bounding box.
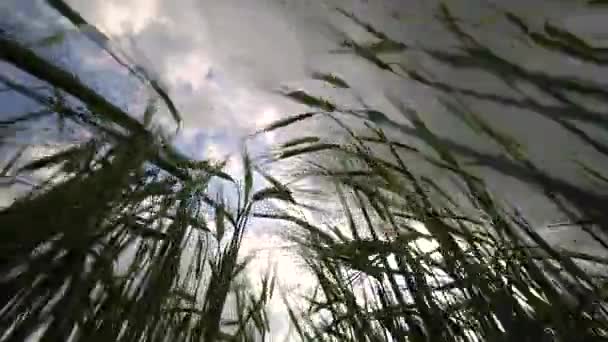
top-left (66, 0), bottom-right (340, 138)
top-left (239, 229), bottom-right (316, 341)
top-left (204, 142), bottom-right (228, 161)
top-left (77, 0), bottom-right (163, 36)
top-left (165, 51), bottom-right (211, 92)
top-left (255, 107), bottom-right (280, 130)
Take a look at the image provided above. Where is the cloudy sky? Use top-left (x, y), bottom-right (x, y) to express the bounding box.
top-left (2, 0), bottom-right (608, 339)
